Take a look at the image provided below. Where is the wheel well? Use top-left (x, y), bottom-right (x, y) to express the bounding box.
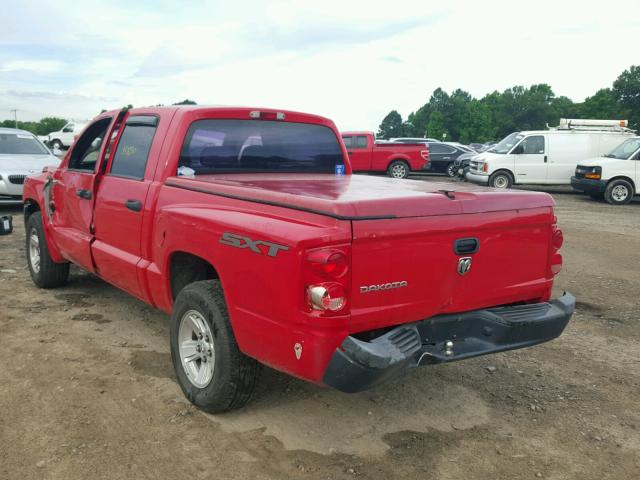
top-left (23, 200), bottom-right (40, 225)
top-left (490, 169), bottom-right (514, 182)
top-left (388, 158), bottom-right (410, 170)
top-left (607, 176), bottom-right (636, 192)
top-left (169, 252), bottom-right (219, 302)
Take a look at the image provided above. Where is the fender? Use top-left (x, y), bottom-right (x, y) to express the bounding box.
top-left (23, 177), bottom-right (65, 264)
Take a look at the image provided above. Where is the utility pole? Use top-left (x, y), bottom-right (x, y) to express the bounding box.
top-left (10, 109), bottom-right (18, 128)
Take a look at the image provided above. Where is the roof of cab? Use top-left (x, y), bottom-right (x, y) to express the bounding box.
top-left (98, 105), bottom-right (335, 126)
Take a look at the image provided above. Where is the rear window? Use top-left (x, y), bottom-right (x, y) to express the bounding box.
top-left (0, 133), bottom-right (49, 155)
top-left (179, 120), bottom-right (344, 174)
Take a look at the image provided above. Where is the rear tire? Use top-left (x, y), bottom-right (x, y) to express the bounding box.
top-left (26, 212), bottom-right (69, 288)
top-left (50, 139), bottom-right (63, 150)
top-left (387, 160), bottom-right (410, 179)
top-left (489, 171), bottom-right (513, 189)
top-left (170, 280), bottom-right (262, 413)
top-left (604, 179), bottom-right (634, 205)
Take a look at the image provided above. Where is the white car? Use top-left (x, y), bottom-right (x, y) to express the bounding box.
top-left (466, 119), bottom-right (635, 188)
top-left (571, 137), bottom-right (639, 205)
top-left (0, 128), bottom-right (61, 204)
top-left (46, 121), bottom-right (87, 149)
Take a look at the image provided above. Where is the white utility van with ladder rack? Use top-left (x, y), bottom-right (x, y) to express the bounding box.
top-left (466, 119), bottom-right (636, 188)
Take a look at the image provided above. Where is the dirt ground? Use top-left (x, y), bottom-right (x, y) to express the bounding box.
top-left (1, 178), bottom-right (639, 480)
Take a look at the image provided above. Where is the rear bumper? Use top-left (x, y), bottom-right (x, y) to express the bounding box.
top-left (465, 171), bottom-right (489, 184)
top-left (323, 292), bottom-right (575, 393)
top-left (571, 176), bottom-right (606, 193)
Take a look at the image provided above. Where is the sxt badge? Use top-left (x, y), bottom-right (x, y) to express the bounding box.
top-left (219, 232), bottom-right (289, 257)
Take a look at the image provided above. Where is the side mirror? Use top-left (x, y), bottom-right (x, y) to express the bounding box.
top-left (512, 145), bottom-right (524, 155)
top-left (52, 147), bottom-right (62, 156)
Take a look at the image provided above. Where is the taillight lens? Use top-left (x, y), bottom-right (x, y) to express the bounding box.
top-left (549, 225), bottom-right (563, 277)
top-left (306, 283), bottom-right (346, 311)
top-left (552, 228), bottom-right (564, 249)
top-left (304, 246), bottom-right (350, 315)
top-left (307, 249), bottom-right (348, 278)
top-left (420, 150), bottom-right (429, 160)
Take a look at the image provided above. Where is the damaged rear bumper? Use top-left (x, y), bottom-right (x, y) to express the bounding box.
top-left (323, 292), bottom-right (575, 393)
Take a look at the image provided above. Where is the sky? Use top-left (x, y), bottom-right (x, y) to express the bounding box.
top-left (1, 0), bottom-right (639, 131)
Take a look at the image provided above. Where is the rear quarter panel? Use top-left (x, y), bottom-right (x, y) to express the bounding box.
top-left (147, 185), bottom-right (353, 382)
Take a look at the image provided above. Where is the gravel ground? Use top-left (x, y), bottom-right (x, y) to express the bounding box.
top-left (0, 177), bottom-right (638, 480)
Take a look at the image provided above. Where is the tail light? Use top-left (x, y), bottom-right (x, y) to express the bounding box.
top-left (548, 222), bottom-right (563, 277)
top-left (420, 150), bottom-right (429, 160)
top-left (304, 246), bottom-right (350, 315)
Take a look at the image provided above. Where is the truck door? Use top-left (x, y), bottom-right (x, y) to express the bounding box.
top-left (91, 115), bottom-right (161, 300)
top-left (48, 117), bottom-right (114, 269)
top-left (345, 135), bottom-right (372, 171)
top-left (512, 135), bottom-right (547, 183)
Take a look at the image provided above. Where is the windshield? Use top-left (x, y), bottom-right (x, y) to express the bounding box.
top-left (0, 133), bottom-right (49, 155)
top-left (604, 138), bottom-right (640, 160)
top-left (179, 120), bottom-right (345, 174)
top-left (490, 132), bottom-right (524, 154)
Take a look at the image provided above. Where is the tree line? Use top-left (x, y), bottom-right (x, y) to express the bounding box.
top-left (0, 117), bottom-right (67, 136)
top-left (377, 65), bottom-right (640, 143)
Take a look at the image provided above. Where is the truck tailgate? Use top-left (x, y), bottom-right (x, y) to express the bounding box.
top-left (349, 206), bottom-right (555, 333)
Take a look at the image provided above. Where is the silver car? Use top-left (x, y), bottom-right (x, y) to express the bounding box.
top-left (0, 128), bottom-right (61, 204)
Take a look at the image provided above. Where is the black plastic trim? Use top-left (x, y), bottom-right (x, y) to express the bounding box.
top-left (323, 292), bottom-right (575, 393)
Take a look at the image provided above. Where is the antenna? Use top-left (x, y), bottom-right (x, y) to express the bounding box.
top-left (10, 109), bottom-right (18, 128)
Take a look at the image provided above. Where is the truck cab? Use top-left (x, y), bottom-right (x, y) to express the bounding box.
top-left (341, 131), bottom-right (428, 178)
top-left (571, 136), bottom-right (640, 205)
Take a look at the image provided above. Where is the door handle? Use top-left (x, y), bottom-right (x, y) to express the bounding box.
top-left (125, 199), bottom-right (142, 212)
top-left (76, 189), bottom-right (92, 200)
top-left (544, 155), bottom-right (548, 163)
top-left (347, 151), bottom-right (353, 155)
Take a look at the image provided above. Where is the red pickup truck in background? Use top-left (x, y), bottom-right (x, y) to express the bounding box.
top-left (22, 106), bottom-right (574, 413)
top-left (341, 131), bottom-right (428, 178)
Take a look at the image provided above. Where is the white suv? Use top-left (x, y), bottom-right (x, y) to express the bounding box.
top-left (571, 137), bottom-right (639, 205)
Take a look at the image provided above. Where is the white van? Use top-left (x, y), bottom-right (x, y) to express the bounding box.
top-left (46, 121), bottom-right (87, 149)
top-left (571, 136), bottom-right (639, 205)
top-left (466, 119), bottom-right (635, 188)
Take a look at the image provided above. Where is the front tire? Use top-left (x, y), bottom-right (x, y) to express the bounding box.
top-left (445, 162), bottom-right (456, 177)
top-left (170, 280), bottom-right (261, 413)
top-left (604, 179), bottom-right (634, 205)
top-left (387, 160), bottom-right (410, 179)
top-left (489, 171), bottom-right (514, 189)
top-left (26, 212), bottom-right (69, 288)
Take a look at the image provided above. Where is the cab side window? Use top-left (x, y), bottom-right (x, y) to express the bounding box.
top-left (109, 116), bottom-right (158, 180)
top-left (342, 136), bottom-right (353, 148)
top-left (68, 118), bottom-right (112, 172)
top-left (519, 136), bottom-right (545, 154)
top-left (354, 136), bottom-right (368, 148)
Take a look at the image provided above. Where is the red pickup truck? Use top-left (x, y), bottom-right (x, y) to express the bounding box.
top-left (341, 131), bottom-right (428, 178)
top-left (22, 106), bottom-right (574, 413)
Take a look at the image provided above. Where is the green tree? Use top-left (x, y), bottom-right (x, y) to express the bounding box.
top-left (377, 110), bottom-right (405, 138)
top-left (613, 65), bottom-right (640, 129)
top-left (426, 111), bottom-right (448, 140)
top-left (173, 99), bottom-right (197, 105)
top-left (36, 117), bottom-right (67, 136)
